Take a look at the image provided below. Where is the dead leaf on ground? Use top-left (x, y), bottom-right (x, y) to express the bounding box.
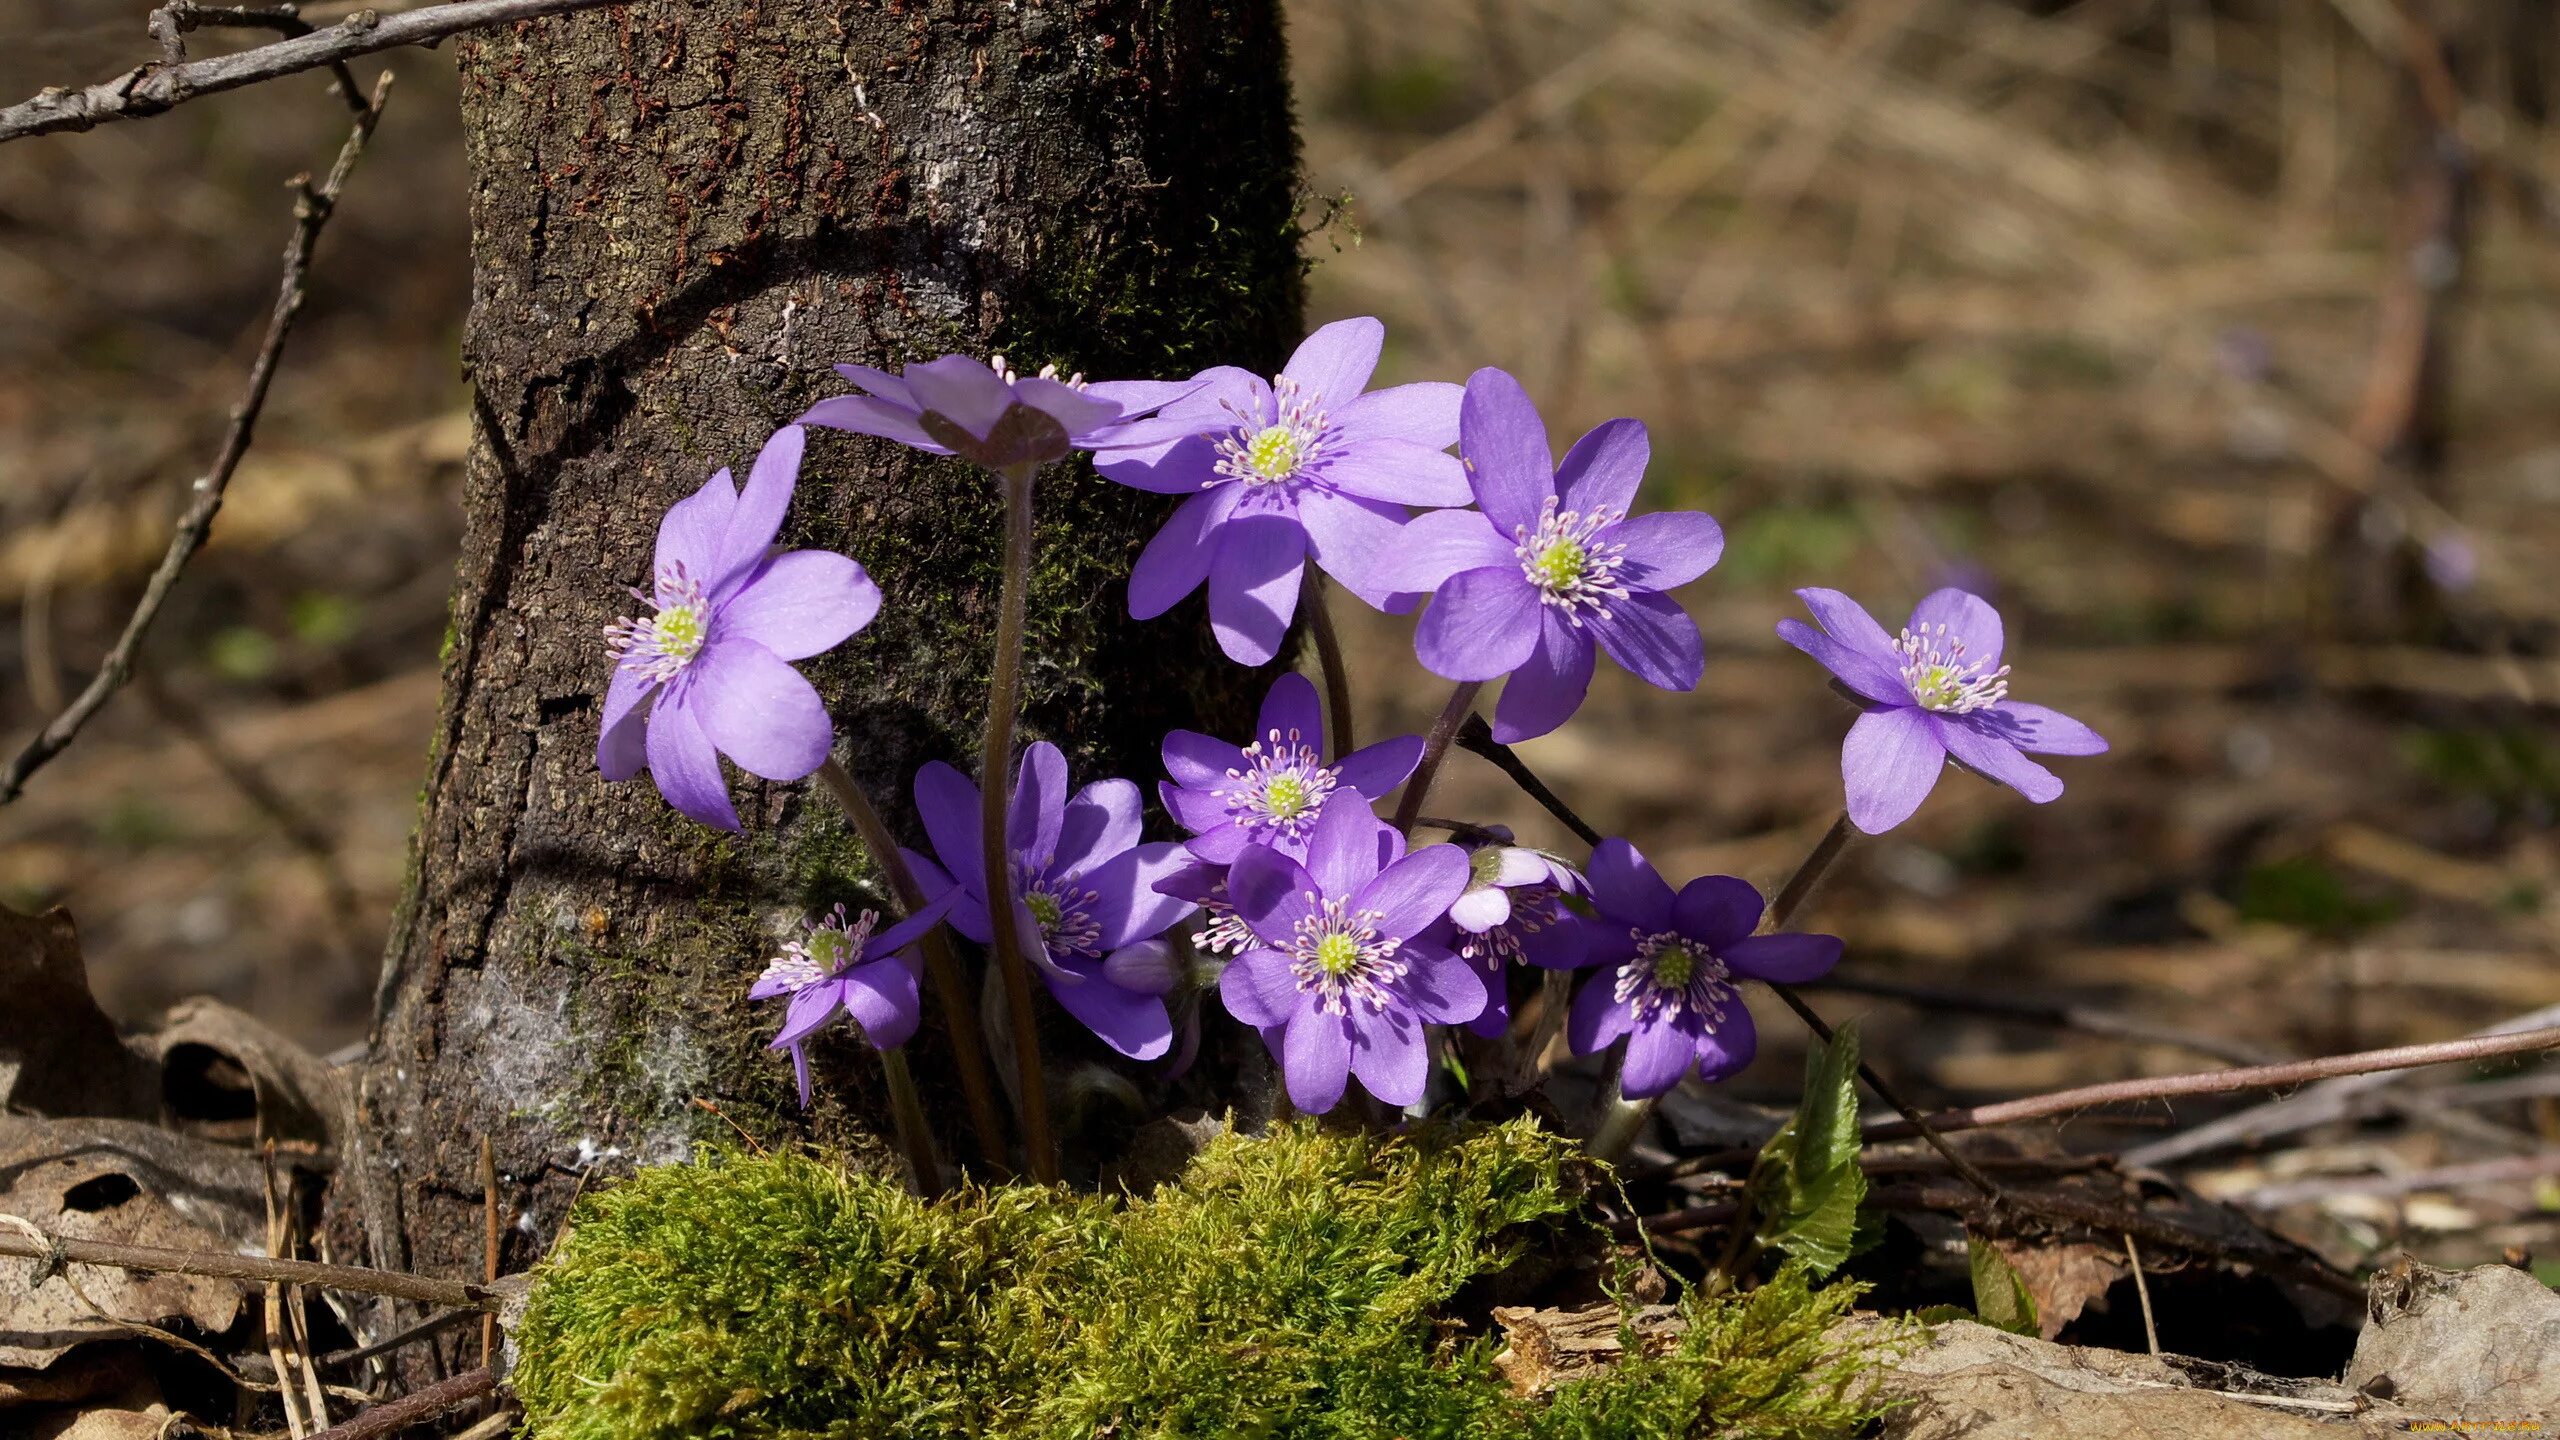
top-left (0, 1117), bottom-right (264, 1369)
top-left (0, 907), bottom-right (157, 1121)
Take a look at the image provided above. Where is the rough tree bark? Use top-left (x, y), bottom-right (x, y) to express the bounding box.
top-left (338, 0), bottom-right (1303, 1324)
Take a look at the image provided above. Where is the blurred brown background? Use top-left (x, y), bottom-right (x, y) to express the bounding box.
top-left (3, 0), bottom-right (2556, 1270)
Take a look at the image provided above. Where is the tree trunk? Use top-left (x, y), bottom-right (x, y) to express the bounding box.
top-left (338, 0), bottom-right (1301, 1328)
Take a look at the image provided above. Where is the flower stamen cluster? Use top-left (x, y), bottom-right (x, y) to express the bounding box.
top-left (1218, 728), bottom-right (1340, 845)
top-left (1455, 883), bottom-right (1567, 970)
top-left (987, 354), bottom-right (1087, 389)
top-left (1017, 861), bottom-right (1104, 961)
top-left (758, 904), bottom-right (881, 997)
top-left (1288, 897), bottom-right (1407, 1016)
top-left (1212, 376), bottom-right (1330, 488)
top-left (1615, 930), bottom-right (1737, 1028)
top-left (1514, 497), bottom-right (1631, 625)
top-left (604, 562), bottom-right (712, 684)
top-left (1893, 622), bottom-right (2011, 714)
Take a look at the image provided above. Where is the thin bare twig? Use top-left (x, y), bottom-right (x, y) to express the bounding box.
top-left (148, 2), bottom-right (367, 114)
top-left (1800, 972), bottom-right (2286, 1066)
top-left (0, 1223), bottom-right (497, 1310)
top-left (2230, 1150), bottom-right (2560, 1210)
top-left (1454, 714), bottom-right (1604, 846)
top-left (0, 72), bottom-right (389, 805)
top-left (309, 1366), bottom-right (497, 1440)
top-left (1872, 1024), bottom-right (2560, 1145)
top-left (0, 0), bottom-right (611, 145)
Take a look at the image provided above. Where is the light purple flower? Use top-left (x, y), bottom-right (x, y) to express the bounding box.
top-left (598, 426), bottom-right (882, 831)
top-left (1160, 672), bottom-right (1422, 865)
top-left (1095, 317), bottom-right (1471, 665)
top-left (1565, 839), bottom-right (1842, 1099)
top-left (1440, 829), bottom-right (1587, 1038)
top-left (1377, 369), bottom-right (1723, 743)
top-left (753, 892), bottom-right (957, 1108)
top-left (799, 353), bottom-right (1198, 470)
top-left (904, 742), bottom-right (1196, 1061)
top-left (1776, 587), bottom-right (2109, 835)
top-left (1216, 802), bottom-right (1485, 1113)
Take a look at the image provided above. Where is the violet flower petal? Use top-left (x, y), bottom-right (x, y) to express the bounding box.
top-left (1331, 735), bottom-right (1424, 802)
top-left (1399, 945), bottom-right (1489, 1025)
top-left (798, 394), bottom-right (949, 452)
top-left (1568, 975), bottom-right (1635, 1052)
top-left (1490, 614), bottom-right (1596, 744)
top-left (1416, 567), bottom-right (1542, 681)
top-left (1696, 1003), bottom-right (1760, 1082)
top-left (1519, 915), bottom-right (1587, 970)
top-left (1775, 618), bottom-right (1911, 706)
top-left (1283, 1007), bottom-right (1354, 1113)
top-left (1907, 587), bottom-right (2005, 667)
top-left (1205, 515), bottom-right (1306, 666)
top-left (1128, 487), bottom-right (1235, 618)
top-left (1352, 843), bottom-right (1469, 941)
top-left (654, 466), bottom-right (738, 586)
top-left (1222, 947), bottom-right (1301, 1027)
top-left (1370, 507), bottom-right (1513, 597)
top-left (1256, 671), bottom-right (1325, 747)
top-left (839, 961), bottom-right (922, 1048)
top-left (1331, 380), bottom-right (1462, 447)
top-left (1278, 316), bottom-right (1384, 411)
top-left (900, 354), bottom-right (1015, 442)
top-left (644, 694), bottom-right (737, 830)
top-left (1160, 730), bottom-right (1247, 791)
top-left (713, 425), bottom-right (803, 593)
top-left (1301, 801), bottom-right (1392, 901)
top-left (912, 761), bottom-right (987, 893)
top-left (1843, 705), bottom-right (1946, 835)
top-left (598, 668), bottom-right (652, 781)
top-left (1055, 778), bottom-right (1145, 879)
top-left (1046, 959), bottom-right (1173, 1061)
top-left (715, 551), bottom-right (881, 662)
top-left (1620, 1018), bottom-right (1700, 1099)
top-left (1553, 417), bottom-right (1649, 518)
top-left (772, 980), bottom-right (844, 1048)
top-left (1983, 702), bottom-right (2109, 756)
top-left (1349, 1012), bottom-right (1429, 1107)
top-left (1010, 742), bottom-right (1071, 865)
top-left (1296, 490), bottom-right (1420, 610)
top-left (1083, 841), bottom-right (1197, 950)
top-left (1585, 590), bottom-right (1704, 693)
top-left (1458, 367), bottom-right (1555, 535)
top-left (1587, 838), bottom-right (1676, 931)
top-left (1608, 511), bottom-right (1726, 592)
top-left (688, 639), bottom-right (833, 782)
top-left (1317, 439), bottom-right (1473, 507)
top-left (1935, 713), bottom-right (2063, 803)
top-left (1229, 844), bottom-right (1322, 947)
top-left (831, 363), bottom-right (917, 406)
top-left (1670, 875), bottom-right (1764, 949)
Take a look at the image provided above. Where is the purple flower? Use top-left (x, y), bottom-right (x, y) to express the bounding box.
top-left (1565, 839), bottom-right (1843, 1098)
top-left (1378, 369), bottom-right (1723, 743)
top-left (1216, 802), bottom-right (1485, 1113)
top-left (904, 742), bottom-right (1196, 1061)
top-left (1441, 830), bottom-right (1588, 1037)
top-left (1160, 672), bottom-right (1423, 865)
top-left (598, 426), bottom-right (882, 831)
top-left (1094, 317), bottom-right (1471, 665)
top-left (799, 353), bottom-right (1198, 470)
top-left (1776, 587), bottom-right (2109, 835)
top-left (753, 893), bottom-right (957, 1108)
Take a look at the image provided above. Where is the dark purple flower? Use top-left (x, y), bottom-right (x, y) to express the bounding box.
top-left (1565, 839), bottom-right (1842, 1098)
top-left (1160, 672), bottom-right (1422, 865)
top-left (1094, 317), bottom-right (1471, 665)
top-left (599, 425), bottom-right (882, 831)
top-left (1442, 830), bottom-right (1587, 1037)
top-left (1216, 803), bottom-right (1485, 1112)
top-left (1776, 587), bottom-right (2109, 835)
top-left (904, 742), bottom-right (1195, 1060)
top-left (753, 892), bottom-right (957, 1108)
top-left (1379, 369), bottom-right (1723, 743)
top-left (799, 353), bottom-right (1197, 470)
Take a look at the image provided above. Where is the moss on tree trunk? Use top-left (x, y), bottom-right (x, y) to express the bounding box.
top-left (338, 0), bottom-right (1303, 1322)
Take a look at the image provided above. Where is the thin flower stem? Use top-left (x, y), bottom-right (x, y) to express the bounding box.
top-left (814, 757), bottom-right (1009, 1177)
top-left (982, 462), bottom-right (1058, 1184)
top-left (877, 1048), bottom-right (943, 1196)
top-left (1307, 576), bottom-right (1357, 754)
top-left (1454, 715), bottom-right (1603, 846)
top-left (1391, 681), bottom-right (1483, 835)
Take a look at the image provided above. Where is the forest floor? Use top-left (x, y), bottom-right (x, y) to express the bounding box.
top-left (3, 0), bottom-right (2558, 1399)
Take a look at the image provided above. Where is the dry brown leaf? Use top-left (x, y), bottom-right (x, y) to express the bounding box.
top-left (1987, 1235), bottom-right (2125, 1340)
top-left (0, 907), bottom-right (158, 1121)
top-left (0, 1118), bottom-right (263, 1369)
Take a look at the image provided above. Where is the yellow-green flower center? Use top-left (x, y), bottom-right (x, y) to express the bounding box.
top-left (1650, 945), bottom-right (1697, 989)
top-left (1314, 931), bottom-right (1361, 978)
top-left (1263, 774), bottom-right (1311, 819)
top-left (1245, 424), bottom-right (1302, 479)
top-left (1026, 891), bottom-right (1064, 934)
top-left (804, 927), bottom-right (852, 970)
top-left (1531, 538), bottom-right (1588, 592)
top-left (654, 604), bottom-right (708, 663)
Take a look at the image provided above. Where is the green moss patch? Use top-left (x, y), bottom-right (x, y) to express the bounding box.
top-left (513, 1119), bottom-right (1884, 1439)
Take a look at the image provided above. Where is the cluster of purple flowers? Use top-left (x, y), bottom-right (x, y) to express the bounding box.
top-left (592, 320), bottom-right (2105, 1124)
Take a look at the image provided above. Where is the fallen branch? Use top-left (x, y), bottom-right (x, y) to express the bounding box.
top-left (0, 72), bottom-right (389, 806)
top-left (0, 1222), bottom-right (496, 1311)
top-left (0, 0), bottom-right (613, 145)
top-left (1872, 1024), bottom-right (2560, 1145)
top-left (309, 1365), bottom-right (497, 1440)
top-left (1800, 972), bottom-right (2286, 1067)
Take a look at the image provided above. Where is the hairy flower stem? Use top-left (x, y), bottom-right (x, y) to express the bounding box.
top-left (876, 1049), bottom-right (943, 1196)
top-left (814, 757), bottom-right (1009, 1178)
top-left (1307, 576), bottom-right (1356, 754)
top-left (1391, 681), bottom-right (1483, 835)
top-left (982, 462), bottom-right (1058, 1184)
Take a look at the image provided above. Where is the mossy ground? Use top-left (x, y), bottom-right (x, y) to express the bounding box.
top-left (512, 1119), bottom-right (1887, 1439)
